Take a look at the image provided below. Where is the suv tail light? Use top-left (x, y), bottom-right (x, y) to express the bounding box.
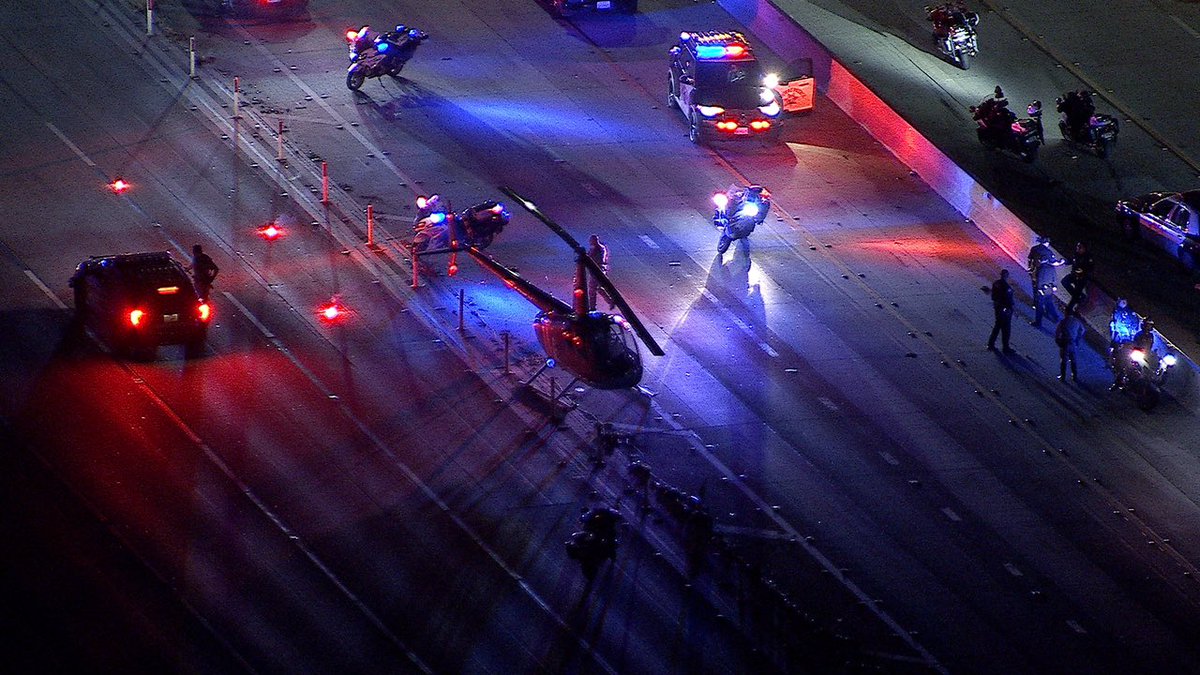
top-left (198, 303), bottom-right (212, 322)
top-left (129, 309), bottom-right (145, 327)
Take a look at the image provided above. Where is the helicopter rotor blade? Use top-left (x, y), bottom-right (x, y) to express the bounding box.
top-left (500, 186), bottom-right (665, 357)
top-left (587, 261), bottom-right (665, 357)
top-left (500, 187), bottom-right (589, 257)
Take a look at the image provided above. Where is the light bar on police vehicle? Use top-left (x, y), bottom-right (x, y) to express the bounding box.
top-left (679, 31), bottom-right (754, 60)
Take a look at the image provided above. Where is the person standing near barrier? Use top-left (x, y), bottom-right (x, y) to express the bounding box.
top-left (1070, 241), bottom-right (1095, 280)
top-left (1063, 266), bottom-right (1088, 315)
top-left (987, 269), bottom-right (1015, 354)
top-left (1027, 237), bottom-right (1063, 329)
top-left (1055, 307), bottom-right (1085, 381)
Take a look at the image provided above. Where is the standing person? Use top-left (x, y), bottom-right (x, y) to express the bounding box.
top-left (1055, 307), bottom-right (1085, 381)
top-left (1063, 266), bottom-right (1088, 315)
top-left (586, 234), bottom-right (613, 310)
top-left (190, 244), bottom-right (219, 301)
top-left (1027, 235), bottom-right (1059, 279)
top-left (1070, 241), bottom-right (1095, 280)
top-left (1027, 236), bottom-right (1062, 328)
top-left (987, 269), bottom-right (1015, 354)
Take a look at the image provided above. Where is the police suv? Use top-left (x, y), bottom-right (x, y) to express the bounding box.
top-left (70, 252), bottom-right (212, 358)
top-left (668, 31), bottom-right (783, 144)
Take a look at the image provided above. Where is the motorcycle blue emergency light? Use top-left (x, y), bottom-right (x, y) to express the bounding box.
top-left (695, 45), bottom-right (728, 59)
top-left (377, 41), bottom-right (389, 52)
top-left (429, 212), bottom-right (446, 224)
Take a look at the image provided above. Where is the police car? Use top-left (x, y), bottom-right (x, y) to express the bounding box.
top-left (549, 0), bottom-right (637, 16)
top-left (1116, 190), bottom-right (1200, 270)
top-left (668, 31), bottom-right (783, 144)
top-left (70, 252), bottom-right (212, 358)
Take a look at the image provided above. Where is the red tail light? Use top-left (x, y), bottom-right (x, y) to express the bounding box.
top-left (129, 309), bottom-right (145, 327)
top-left (198, 303), bottom-right (211, 322)
top-left (750, 120), bottom-right (771, 130)
top-left (716, 121), bottom-right (738, 131)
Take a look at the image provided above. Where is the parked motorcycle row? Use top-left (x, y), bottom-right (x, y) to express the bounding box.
top-left (967, 85), bottom-right (1120, 164)
top-left (924, 3), bottom-right (1122, 163)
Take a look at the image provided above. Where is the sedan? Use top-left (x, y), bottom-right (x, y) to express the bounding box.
top-left (1116, 190), bottom-right (1200, 270)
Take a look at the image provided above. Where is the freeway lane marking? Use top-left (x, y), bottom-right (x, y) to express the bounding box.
top-left (222, 291), bottom-right (276, 340)
top-left (714, 524), bottom-right (794, 541)
top-left (1004, 562), bottom-right (1023, 577)
top-left (25, 269), bottom-right (67, 309)
top-left (699, 288), bottom-right (779, 358)
top-left (940, 507), bottom-right (963, 522)
top-left (219, 285), bottom-right (618, 674)
top-left (116, 364), bottom-right (432, 673)
top-left (1170, 14), bottom-right (1200, 39)
top-left (45, 121), bottom-right (97, 167)
top-left (638, 234), bottom-right (660, 249)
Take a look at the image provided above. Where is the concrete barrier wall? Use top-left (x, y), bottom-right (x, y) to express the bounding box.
top-left (717, 0), bottom-right (1197, 404)
top-left (719, 0), bottom-right (1033, 262)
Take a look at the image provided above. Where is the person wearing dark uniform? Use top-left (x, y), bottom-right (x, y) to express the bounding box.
top-left (987, 269), bottom-right (1015, 354)
top-left (1055, 307), bottom-right (1085, 381)
top-left (1063, 266), bottom-right (1088, 315)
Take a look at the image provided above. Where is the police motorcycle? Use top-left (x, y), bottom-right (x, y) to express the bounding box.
top-left (712, 185), bottom-right (771, 254)
top-left (409, 194), bottom-right (510, 254)
top-left (1056, 90), bottom-right (1119, 158)
top-left (1110, 320), bottom-right (1176, 411)
top-left (925, 2), bottom-right (979, 70)
top-left (565, 506), bottom-right (621, 579)
top-left (344, 24), bottom-right (428, 91)
top-left (970, 89), bottom-right (1042, 163)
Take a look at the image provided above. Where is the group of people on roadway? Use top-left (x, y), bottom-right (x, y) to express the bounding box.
top-left (989, 236), bottom-right (1144, 384)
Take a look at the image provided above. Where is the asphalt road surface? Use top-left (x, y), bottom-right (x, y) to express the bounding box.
top-left (3, 1), bottom-right (1200, 674)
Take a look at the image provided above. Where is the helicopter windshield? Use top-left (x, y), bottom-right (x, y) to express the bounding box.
top-left (596, 316), bottom-right (639, 370)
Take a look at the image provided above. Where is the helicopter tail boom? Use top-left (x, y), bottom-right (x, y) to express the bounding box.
top-left (465, 247), bottom-right (573, 316)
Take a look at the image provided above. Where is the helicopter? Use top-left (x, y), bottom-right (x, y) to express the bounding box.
top-left (427, 187), bottom-right (664, 390)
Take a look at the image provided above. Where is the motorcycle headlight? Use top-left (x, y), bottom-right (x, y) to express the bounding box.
top-left (738, 202), bottom-right (760, 218)
top-left (696, 105), bottom-right (725, 118)
top-left (1163, 354), bottom-right (1177, 367)
top-left (712, 193), bottom-right (729, 211)
top-left (758, 100), bottom-right (782, 117)
top-left (763, 73), bottom-right (780, 89)
top-left (1130, 349), bottom-right (1146, 365)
